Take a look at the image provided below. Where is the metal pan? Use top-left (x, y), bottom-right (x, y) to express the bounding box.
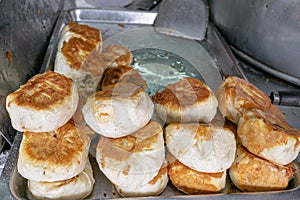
top-left (2, 8), bottom-right (299, 200)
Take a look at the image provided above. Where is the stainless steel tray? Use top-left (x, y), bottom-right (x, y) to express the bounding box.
top-left (1, 8), bottom-right (300, 200)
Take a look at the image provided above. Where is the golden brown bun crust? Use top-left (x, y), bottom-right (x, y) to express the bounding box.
top-left (237, 109), bottom-right (300, 165)
top-left (229, 145), bottom-right (295, 192)
top-left (238, 109), bottom-right (300, 153)
top-left (168, 159), bottom-right (225, 194)
top-left (101, 66), bottom-right (146, 90)
top-left (7, 71), bottom-right (72, 110)
top-left (61, 37), bottom-right (97, 70)
top-left (68, 21), bottom-right (101, 43)
top-left (152, 78), bottom-right (211, 109)
top-left (217, 76), bottom-right (285, 122)
top-left (97, 121), bottom-right (161, 166)
top-left (94, 83), bottom-right (144, 100)
top-left (22, 120), bottom-right (89, 166)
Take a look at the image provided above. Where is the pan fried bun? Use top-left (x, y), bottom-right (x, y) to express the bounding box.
top-left (168, 159), bottom-right (227, 194)
top-left (82, 83), bottom-right (153, 138)
top-left (152, 78), bottom-right (218, 124)
top-left (27, 159), bottom-right (94, 200)
top-left (115, 162), bottom-right (168, 197)
top-left (216, 76), bottom-right (284, 124)
top-left (96, 121), bottom-right (165, 189)
top-left (54, 22), bottom-right (103, 96)
top-left (17, 120), bottom-right (90, 182)
top-left (6, 71), bottom-right (78, 132)
top-left (229, 145), bottom-right (295, 192)
top-left (166, 123), bottom-right (236, 173)
top-left (238, 109), bottom-right (300, 165)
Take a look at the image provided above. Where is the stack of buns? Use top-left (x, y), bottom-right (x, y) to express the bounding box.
top-left (82, 61), bottom-right (168, 197)
top-left (152, 78), bottom-right (236, 194)
top-left (217, 76), bottom-right (299, 192)
top-left (6, 71), bottom-right (94, 199)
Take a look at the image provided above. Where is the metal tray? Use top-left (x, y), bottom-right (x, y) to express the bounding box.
top-left (1, 8), bottom-right (300, 200)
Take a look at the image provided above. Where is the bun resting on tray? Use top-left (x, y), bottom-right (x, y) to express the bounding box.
top-left (101, 65), bottom-right (146, 91)
top-left (114, 161), bottom-right (168, 197)
top-left (168, 158), bottom-right (227, 194)
top-left (229, 145), bottom-right (296, 192)
top-left (54, 21), bottom-right (103, 96)
top-left (96, 121), bottom-right (165, 189)
top-left (237, 109), bottom-right (300, 165)
top-left (27, 160), bottom-right (95, 200)
top-left (216, 76), bottom-right (284, 124)
top-left (152, 78), bottom-right (218, 124)
top-left (82, 83), bottom-right (153, 138)
top-left (165, 123), bottom-right (236, 173)
top-left (6, 71), bottom-right (78, 132)
top-left (17, 120), bottom-right (90, 182)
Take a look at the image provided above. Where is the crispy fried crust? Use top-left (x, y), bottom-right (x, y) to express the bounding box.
top-left (152, 78), bottom-right (218, 123)
top-left (216, 76), bottom-right (285, 124)
top-left (6, 71), bottom-right (78, 132)
top-left (61, 37), bottom-right (97, 70)
top-left (68, 21), bottom-right (101, 43)
top-left (229, 145), bottom-right (296, 192)
top-left (237, 109), bottom-right (300, 165)
top-left (97, 121), bottom-right (162, 166)
top-left (101, 65), bottom-right (146, 90)
top-left (6, 71), bottom-right (73, 110)
top-left (152, 78), bottom-right (211, 109)
top-left (18, 120), bottom-right (90, 182)
top-left (168, 159), bottom-right (226, 194)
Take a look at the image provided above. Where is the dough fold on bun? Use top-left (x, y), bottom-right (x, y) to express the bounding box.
top-left (96, 121), bottom-right (165, 189)
top-left (27, 160), bottom-right (94, 200)
top-left (166, 123), bottom-right (236, 173)
top-left (115, 162), bottom-right (168, 197)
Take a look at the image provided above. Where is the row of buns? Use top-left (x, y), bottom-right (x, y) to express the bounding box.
top-left (5, 21), bottom-right (300, 198)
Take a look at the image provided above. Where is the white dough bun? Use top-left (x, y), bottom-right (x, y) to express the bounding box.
top-left (6, 71), bottom-right (78, 132)
top-left (166, 123), bottom-right (236, 173)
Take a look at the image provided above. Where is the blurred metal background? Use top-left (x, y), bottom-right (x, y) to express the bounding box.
top-left (209, 0), bottom-right (300, 85)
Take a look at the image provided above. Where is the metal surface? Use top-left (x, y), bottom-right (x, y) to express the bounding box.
top-left (154, 0), bottom-right (208, 41)
top-left (208, 0), bottom-right (300, 85)
top-left (2, 7), bottom-right (299, 200)
top-left (231, 46), bottom-right (300, 86)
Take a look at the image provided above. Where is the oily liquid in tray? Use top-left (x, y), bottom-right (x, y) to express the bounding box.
top-left (131, 48), bottom-right (204, 96)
